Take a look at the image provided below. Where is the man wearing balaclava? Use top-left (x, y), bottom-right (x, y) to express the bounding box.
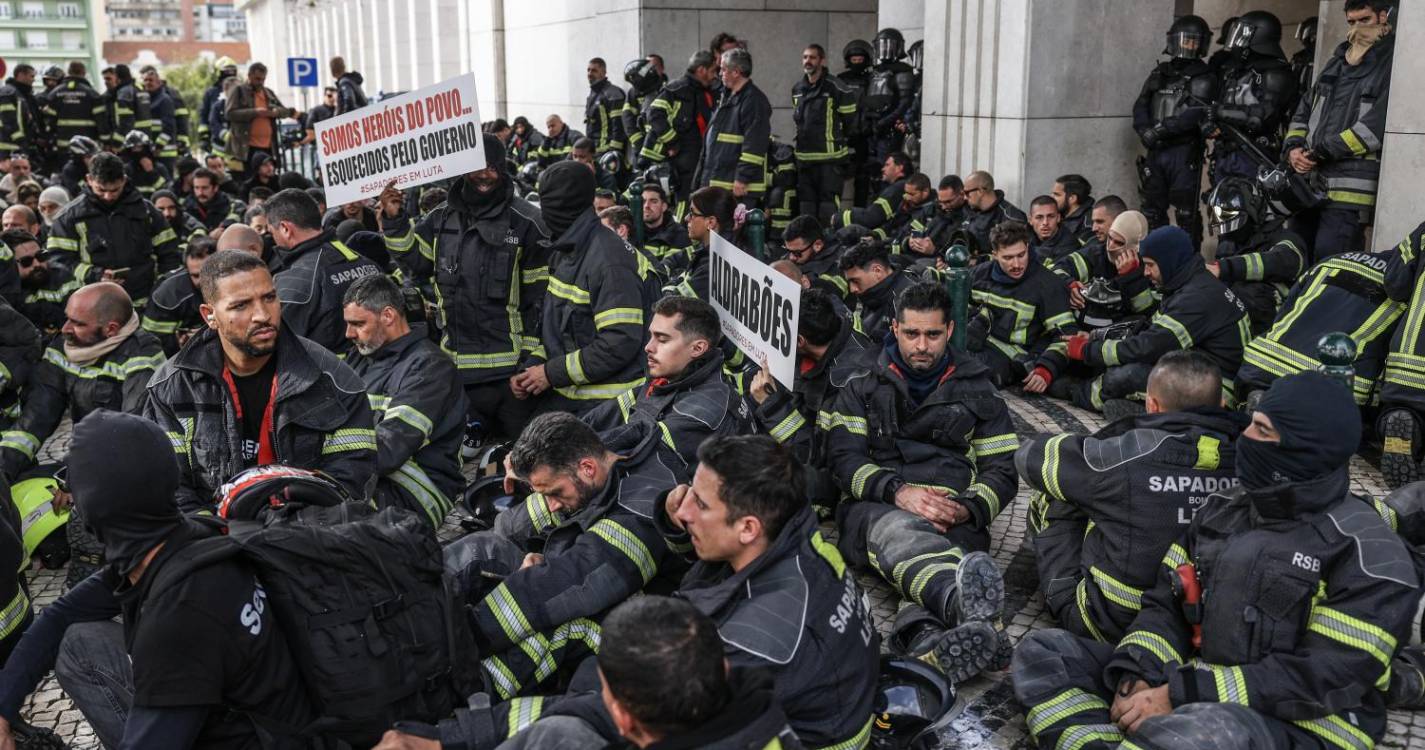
top-left (1284, 0), bottom-right (1394, 257)
top-left (0, 410), bottom-right (313, 750)
top-left (377, 133), bottom-right (551, 449)
top-left (514, 160), bottom-right (657, 414)
top-left (1015, 371), bottom-right (1419, 750)
top-left (1062, 225), bottom-right (1250, 417)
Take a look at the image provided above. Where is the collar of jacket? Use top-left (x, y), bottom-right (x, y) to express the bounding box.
top-left (678, 503), bottom-right (818, 611)
top-left (81, 183), bottom-right (143, 214)
top-left (1159, 254), bottom-right (1207, 294)
top-left (447, 175), bottom-right (512, 227)
top-left (801, 318), bottom-right (858, 382)
top-left (277, 229), bottom-right (336, 265)
top-left (550, 208), bottom-right (602, 252)
top-left (361, 329), bottom-right (424, 364)
top-left (188, 190), bottom-right (230, 214)
top-left (1244, 465), bottom-right (1350, 522)
top-left (1108, 407), bottom-right (1249, 440)
top-left (1334, 30), bottom-right (1396, 67)
top-left (874, 344), bottom-right (988, 395)
top-left (648, 346), bottom-right (726, 397)
top-left (173, 324), bottom-right (323, 400)
top-left (859, 269), bottom-right (907, 308)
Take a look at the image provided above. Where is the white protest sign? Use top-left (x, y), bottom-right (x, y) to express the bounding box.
top-left (315, 72), bottom-right (484, 206)
top-left (707, 231), bottom-right (801, 389)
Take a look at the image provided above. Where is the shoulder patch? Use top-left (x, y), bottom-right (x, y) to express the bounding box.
top-left (1082, 428), bottom-right (1178, 472)
top-left (718, 554), bottom-right (808, 666)
top-left (1327, 506), bottom-right (1419, 587)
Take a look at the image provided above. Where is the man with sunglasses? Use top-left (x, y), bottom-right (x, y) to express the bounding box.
top-left (959, 170), bottom-right (1026, 258)
top-left (7, 229), bottom-right (76, 335)
top-left (781, 215), bottom-right (850, 301)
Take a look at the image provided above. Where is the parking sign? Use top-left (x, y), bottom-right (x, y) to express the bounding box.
top-left (287, 57), bottom-right (318, 87)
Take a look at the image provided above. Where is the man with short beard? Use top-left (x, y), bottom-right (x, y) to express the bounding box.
top-left (151, 189), bottom-right (206, 246)
top-left (143, 249), bottom-right (376, 514)
top-left (182, 167), bottom-right (244, 234)
top-left (7, 229), bottom-right (76, 334)
top-left (343, 274), bottom-right (467, 528)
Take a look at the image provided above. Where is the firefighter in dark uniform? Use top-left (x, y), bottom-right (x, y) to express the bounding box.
top-left (42, 66), bottom-right (108, 156)
top-left (838, 39), bottom-right (876, 208)
top-left (967, 221), bottom-right (1078, 391)
top-left (1289, 17), bottom-right (1318, 118)
top-left (0, 65), bottom-right (41, 159)
top-left (533, 115), bottom-right (584, 170)
top-left (1238, 250), bottom-right (1402, 408)
top-left (862, 29), bottom-right (916, 190)
top-left (694, 48), bottom-right (771, 209)
top-left (619, 58), bottom-right (663, 166)
top-left (821, 281), bottom-right (1017, 683)
top-left (636, 183), bottom-right (691, 276)
top-left (960, 170), bottom-right (1026, 258)
top-left (1372, 221), bottom-right (1425, 488)
top-left (638, 51), bottom-right (718, 208)
top-left (1284, 1), bottom-right (1394, 259)
top-left (832, 150), bottom-right (909, 236)
top-left (1133, 14), bottom-right (1216, 252)
top-left (782, 215), bottom-right (851, 301)
top-left (1204, 177), bottom-right (1307, 335)
top-left (1207, 10), bottom-right (1296, 187)
top-left (1017, 350), bottom-right (1245, 644)
top-left (792, 44), bottom-right (857, 226)
top-left (1028, 195), bottom-right (1082, 265)
top-left (141, 237), bottom-right (212, 355)
top-left (1062, 226), bottom-right (1250, 413)
top-left (839, 240), bottom-right (916, 342)
top-left (584, 58), bottom-right (627, 158)
top-left (764, 140), bottom-right (797, 240)
top-left (1013, 372), bottom-right (1418, 750)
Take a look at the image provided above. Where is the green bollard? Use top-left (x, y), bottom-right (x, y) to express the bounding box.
top-left (628, 182), bottom-right (645, 248)
top-left (745, 208), bottom-right (767, 262)
top-left (1317, 332), bottom-right (1357, 394)
top-left (943, 242), bottom-right (971, 352)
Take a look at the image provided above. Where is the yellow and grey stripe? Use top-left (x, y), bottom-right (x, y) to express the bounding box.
top-left (321, 427), bottom-right (377, 455)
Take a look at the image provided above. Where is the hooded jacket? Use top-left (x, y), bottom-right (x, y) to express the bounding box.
top-left (336, 71), bottom-right (369, 115)
top-left (45, 183), bottom-right (181, 305)
top-left (1016, 408), bottom-right (1245, 642)
top-left (273, 230), bottom-right (384, 355)
top-left (384, 170), bottom-right (550, 386)
top-left (348, 329), bottom-right (468, 528)
top-left (821, 348), bottom-right (1019, 532)
top-left (667, 504), bottom-right (879, 748)
top-left (143, 325), bottom-right (377, 514)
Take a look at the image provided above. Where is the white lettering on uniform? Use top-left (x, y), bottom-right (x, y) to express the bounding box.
top-left (240, 581), bottom-right (268, 636)
top-left (1292, 552), bottom-right (1321, 573)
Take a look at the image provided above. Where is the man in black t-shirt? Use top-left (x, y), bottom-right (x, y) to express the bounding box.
top-left (0, 410), bottom-right (313, 749)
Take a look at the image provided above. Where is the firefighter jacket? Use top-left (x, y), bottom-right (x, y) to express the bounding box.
top-left (509, 129), bottom-right (542, 165)
top-left (1016, 409), bottom-right (1245, 643)
top-left (168, 209), bottom-right (208, 246)
top-left (0, 329), bottom-right (163, 479)
top-left (1052, 240), bottom-right (1157, 318)
top-left (1213, 225), bottom-right (1308, 332)
top-left (834, 179), bottom-right (903, 233)
top-left (639, 73), bottom-right (715, 175)
top-left (18, 267), bottom-right (78, 336)
top-left (109, 81), bottom-right (138, 148)
top-left (143, 325), bottom-right (377, 514)
top-left (642, 216), bottom-right (691, 272)
top-left (467, 422), bottom-right (677, 658)
top-left (791, 71), bottom-right (857, 164)
top-left (0, 301), bottom-right (38, 425)
top-left (162, 83), bottom-right (190, 154)
top-left (183, 191), bottom-right (242, 233)
top-left (620, 85), bottom-right (652, 157)
top-left (135, 87), bottom-right (176, 154)
top-left (273, 231), bottom-right (384, 355)
top-left (851, 270), bottom-right (916, 343)
top-left (45, 184), bottom-right (181, 306)
top-left (1033, 227), bottom-right (1082, 267)
top-left (696, 80), bottom-right (772, 194)
top-left (584, 79), bottom-right (627, 154)
top-left (1240, 251), bottom-right (1403, 406)
top-left (42, 76), bottom-right (107, 145)
top-left (533, 127), bottom-right (584, 169)
top-left (141, 269), bottom-right (203, 355)
top-left (0, 78), bottom-right (39, 155)
top-left (1381, 221), bottom-right (1425, 409)
top-left (1284, 35), bottom-right (1394, 212)
top-left (960, 192), bottom-right (1027, 257)
top-left (798, 242), bottom-right (851, 301)
top-left (525, 209), bottom-right (655, 405)
top-left (668, 503), bottom-right (879, 749)
top-left (585, 348), bottom-right (751, 482)
top-left (384, 180), bottom-right (549, 385)
top-left (1080, 262), bottom-right (1251, 394)
top-left (1105, 468), bottom-right (1419, 748)
top-left (968, 259), bottom-right (1078, 381)
top-left (821, 348), bottom-right (1020, 532)
top-left (348, 329), bottom-right (467, 528)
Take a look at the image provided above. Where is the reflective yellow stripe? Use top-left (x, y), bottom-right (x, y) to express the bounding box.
top-left (970, 432), bottom-right (1018, 456)
top-left (1308, 604), bottom-right (1396, 686)
top-left (1292, 715), bottom-right (1373, 750)
top-left (547, 277), bottom-right (591, 304)
top-left (850, 463), bottom-right (884, 499)
top-left (816, 410), bottom-right (868, 435)
top-left (554, 378), bottom-right (646, 401)
top-left (1208, 664), bottom-right (1249, 704)
top-left (1039, 434), bottom-right (1070, 501)
top-left (1026, 688), bottom-right (1109, 739)
top-left (768, 410), bottom-right (807, 443)
top-left (593, 307), bottom-right (644, 329)
top-left (1340, 129), bottom-right (1368, 157)
top-left (1089, 565), bottom-right (1144, 611)
top-left (321, 427), bottom-right (377, 454)
top-left (1119, 630), bottom-right (1182, 666)
top-left (589, 519), bottom-right (657, 583)
top-left (715, 132), bottom-right (744, 144)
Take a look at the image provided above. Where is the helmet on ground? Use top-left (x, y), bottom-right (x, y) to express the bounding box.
top-left (216, 465), bottom-right (351, 521)
top-left (68, 135), bottom-right (100, 157)
top-left (869, 655), bottom-right (958, 749)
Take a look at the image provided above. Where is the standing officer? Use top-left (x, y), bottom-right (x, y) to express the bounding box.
top-left (792, 44), bottom-right (857, 226)
top-left (695, 48), bottom-right (771, 209)
top-left (1208, 10), bottom-right (1296, 186)
top-left (638, 51), bottom-right (717, 209)
top-left (584, 58), bottom-right (628, 158)
top-left (838, 39), bottom-right (876, 208)
top-left (1133, 14), bottom-right (1217, 252)
top-left (861, 29), bottom-right (917, 190)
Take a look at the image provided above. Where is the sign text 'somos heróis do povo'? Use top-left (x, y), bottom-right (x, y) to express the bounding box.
top-left (708, 231), bottom-right (801, 389)
top-left (315, 73), bottom-right (484, 206)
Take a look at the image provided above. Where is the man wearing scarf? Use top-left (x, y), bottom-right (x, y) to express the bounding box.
top-left (379, 134), bottom-right (550, 445)
top-left (1284, 0), bottom-right (1393, 258)
top-left (1014, 371), bottom-right (1418, 750)
top-left (966, 220), bottom-right (1078, 392)
top-left (1063, 226), bottom-right (1250, 415)
top-left (821, 281), bottom-right (1017, 684)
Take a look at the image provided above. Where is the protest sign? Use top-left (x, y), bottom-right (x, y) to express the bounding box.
top-left (315, 72), bottom-right (484, 206)
top-left (707, 231), bottom-right (801, 389)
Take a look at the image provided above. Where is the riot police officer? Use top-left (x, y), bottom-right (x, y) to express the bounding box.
top-left (1133, 15), bottom-right (1216, 252)
top-left (862, 29), bottom-right (917, 192)
top-left (839, 39), bottom-right (875, 207)
top-left (620, 58), bottom-right (663, 166)
top-left (1208, 10), bottom-right (1297, 187)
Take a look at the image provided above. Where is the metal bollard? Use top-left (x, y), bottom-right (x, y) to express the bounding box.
top-left (745, 208), bottom-right (767, 262)
top-left (943, 242), bottom-right (971, 351)
top-left (628, 183), bottom-right (645, 248)
top-left (1317, 332), bottom-right (1357, 394)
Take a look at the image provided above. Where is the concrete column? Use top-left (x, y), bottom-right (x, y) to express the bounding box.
top-left (919, 0), bottom-right (1173, 208)
top-left (1369, 3), bottom-right (1418, 249)
top-left (877, 0), bottom-right (923, 45)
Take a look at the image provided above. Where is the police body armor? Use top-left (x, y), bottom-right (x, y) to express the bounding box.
top-left (1150, 71), bottom-right (1216, 131)
top-left (863, 63), bottom-right (915, 119)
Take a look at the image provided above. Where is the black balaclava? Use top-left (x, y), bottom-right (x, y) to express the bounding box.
top-left (538, 161), bottom-right (596, 239)
top-left (1236, 371), bottom-right (1361, 491)
top-left (68, 410), bottom-right (183, 577)
top-left (1138, 225), bottom-right (1197, 288)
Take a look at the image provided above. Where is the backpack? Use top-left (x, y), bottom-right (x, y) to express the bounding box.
top-left (151, 467), bottom-right (479, 747)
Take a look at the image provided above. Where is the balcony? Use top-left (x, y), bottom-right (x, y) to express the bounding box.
top-left (0, 15), bottom-right (88, 29)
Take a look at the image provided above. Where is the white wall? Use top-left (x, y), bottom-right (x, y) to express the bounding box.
top-left (877, 0), bottom-right (922, 45)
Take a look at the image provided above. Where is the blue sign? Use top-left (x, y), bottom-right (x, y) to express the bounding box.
top-left (287, 57), bottom-right (319, 87)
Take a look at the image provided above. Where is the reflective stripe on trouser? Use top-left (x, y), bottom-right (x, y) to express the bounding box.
top-left (860, 503), bottom-right (970, 621)
top-left (480, 617), bottom-right (602, 699)
top-left (1011, 629), bottom-right (1123, 750)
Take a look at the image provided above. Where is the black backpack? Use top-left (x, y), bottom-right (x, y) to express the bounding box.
top-left (151, 469), bottom-right (479, 747)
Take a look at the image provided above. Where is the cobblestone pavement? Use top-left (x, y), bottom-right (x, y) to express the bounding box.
top-left (17, 399), bottom-right (1425, 748)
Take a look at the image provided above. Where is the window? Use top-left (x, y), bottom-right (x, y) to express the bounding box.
top-left (0, 31), bottom-right (15, 48)
top-left (61, 31), bottom-right (81, 50)
top-left (0, 4), bottom-right (13, 20)
top-left (58, 2), bottom-right (81, 18)
top-left (24, 31), bottom-right (47, 49)
top-left (19, 2), bottom-right (42, 19)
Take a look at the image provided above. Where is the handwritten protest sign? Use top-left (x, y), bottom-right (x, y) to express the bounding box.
top-left (708, 231), bottom-right (801, 389)
top-left (315, 72), bottom-right (484, 206)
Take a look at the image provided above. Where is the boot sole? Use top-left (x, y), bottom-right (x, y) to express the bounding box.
top-left (955, 551), bottom-right (1005, 623)
top-left (1381, 409), bottom-right (1422, 490)
top-left (933, 621), bottom-right (999, 683)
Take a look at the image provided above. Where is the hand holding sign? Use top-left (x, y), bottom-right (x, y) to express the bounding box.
top-left (706, 232), bottom-right (801, 390)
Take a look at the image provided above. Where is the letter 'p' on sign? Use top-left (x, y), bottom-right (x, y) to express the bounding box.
top-left (288, 57), bottom-right (319, 88)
